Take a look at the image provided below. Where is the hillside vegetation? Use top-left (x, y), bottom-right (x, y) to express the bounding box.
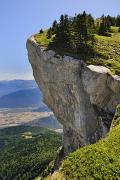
top-left (89, 27), bottom-right (120, 75)
top-left (0, 126), bottom-right (62, 180)
top-left (34, 13), bottom-right (120, 75)
top-left (58, 105), bottom-right (120, 180)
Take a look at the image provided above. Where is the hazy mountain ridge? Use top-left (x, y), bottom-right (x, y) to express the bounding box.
top-left (0, 88), bottom-right (42, 108)
top-left (0, 80), bottom-right (44, 108)
top-left (0, 80), bottom-right (62, 130)
top-left (0, 80), bottom-right (37, 97)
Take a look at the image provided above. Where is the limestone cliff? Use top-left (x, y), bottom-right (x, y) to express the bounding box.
top-left (27, 36), bottom-right (120, 156)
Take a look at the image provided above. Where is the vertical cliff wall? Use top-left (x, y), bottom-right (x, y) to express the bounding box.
top-left (27, 37), bottom-right (120, 156)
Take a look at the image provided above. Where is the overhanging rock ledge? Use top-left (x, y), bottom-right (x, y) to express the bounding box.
top-left (27, 36), bottom-right (120, 156)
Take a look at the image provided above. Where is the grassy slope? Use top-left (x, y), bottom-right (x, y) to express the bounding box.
top-left (0, 126), bottom-right (62, 180)
top-left (34, 26), bottom-right (120, 75)
top-left (34, 30), bottom-right (53, 47)
top-left (88, 26), bottom-right (120, 75)
top-left (61, 126), bottom-right (120, 179)
top-left (60, 105), bottom-right (120, 180)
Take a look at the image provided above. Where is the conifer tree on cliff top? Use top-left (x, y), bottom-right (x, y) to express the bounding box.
top-left (51, 14), bottom-right (71, 49)
top-left (72, 11), bottom-right (95, 55)
top-left (49, 11), bottom-right (95, 58)
top-left (98, 15), bottom-right (111, 36)
top-left (52, 20), bottom-right (58, 34)
top-left (116, 15), bottom-right (120, 27)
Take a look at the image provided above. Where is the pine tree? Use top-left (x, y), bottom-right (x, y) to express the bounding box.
top-left (116, 15), bottom-right (120, 27)
top-left (49, 12), bottom-right (95, 57)
top-left (52, 20), bottom-right (58, 34)
top-left (105, 16), bottom-right (111, 31)
top-left (98, 18), bottom-right (106, 35)
top-left (72, 11), bottom-right (95, 55)
top-left (106, 15), bottom-right (116, 26)
top-left (51, 14), bottom-right (71, 49)
top-left (40, 29), bottom-right (43, 33)
top-left (47, 27), bottom-right (52, 39)
top-left (98, 15), bottom-right (111, 36)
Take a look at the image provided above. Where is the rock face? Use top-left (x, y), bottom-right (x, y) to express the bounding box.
top-left (27, 37), bottom-right (120, 156)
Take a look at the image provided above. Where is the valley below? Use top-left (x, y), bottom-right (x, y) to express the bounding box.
top-left (0, 80), bottom-right (62, 179)
top-left (0, 80), bottom-right (62, 131)
top-left (0, 108), bottom-right (62, 131)
top-left (0, 108), bottom-right (52, 128)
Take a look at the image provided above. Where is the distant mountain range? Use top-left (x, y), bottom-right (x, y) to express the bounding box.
top-left (0, 80), bottom-right (37, 98)
top-left (0, 88), bottom-right (42, 108)
top-left (0, 80), bottom-right (62, 130)
top-left (0, 80), bottom-right (48, 109)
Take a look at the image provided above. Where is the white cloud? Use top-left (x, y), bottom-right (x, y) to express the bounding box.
top-left (0, 72), bottom-right (34, 80)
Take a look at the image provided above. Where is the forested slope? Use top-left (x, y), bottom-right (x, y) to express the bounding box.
top-left (0, 126), bottom-right (62, 180)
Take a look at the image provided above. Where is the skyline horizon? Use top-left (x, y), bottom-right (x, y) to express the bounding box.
top-left (0, 72), bottom-right (34, 81)
top-left (0, 78), bottom-right (34, 82)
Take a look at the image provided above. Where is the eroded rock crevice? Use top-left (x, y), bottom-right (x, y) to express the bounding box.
top-left (27, 37), bottom-right (120, 157)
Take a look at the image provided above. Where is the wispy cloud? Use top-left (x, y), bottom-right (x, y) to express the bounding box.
top-left (0, 72), bottom-right (34, 81)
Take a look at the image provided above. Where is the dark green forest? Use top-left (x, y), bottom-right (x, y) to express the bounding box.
top-left (0, 126), bottom-right (62, 180)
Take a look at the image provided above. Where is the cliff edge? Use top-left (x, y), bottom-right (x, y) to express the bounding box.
top-left (26, 36), bottom-right (120, 157)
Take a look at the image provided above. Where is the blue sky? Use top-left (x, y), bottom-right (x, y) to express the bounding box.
top-left (0, 0), bottom-right (120, 80)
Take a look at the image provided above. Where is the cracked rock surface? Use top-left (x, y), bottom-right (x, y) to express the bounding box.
top-left (27, 37), bottom-right (120, 156)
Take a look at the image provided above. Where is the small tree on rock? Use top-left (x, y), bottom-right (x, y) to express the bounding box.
top-left (51, 14), bottom-right (71, 49)
top-left (52, 20), bottom-right (58, 34)
top-left (40, 29), bottom-right (43, 34)
top-left (47, 27), bottom-right (52, 39)
top-left (72, 11), bottom-right (95, 56)
top-left (98, 15), bottom-right (111, 36)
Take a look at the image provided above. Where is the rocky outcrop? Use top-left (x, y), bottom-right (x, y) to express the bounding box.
top-left (27, 36), bottom-right (120, 157)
